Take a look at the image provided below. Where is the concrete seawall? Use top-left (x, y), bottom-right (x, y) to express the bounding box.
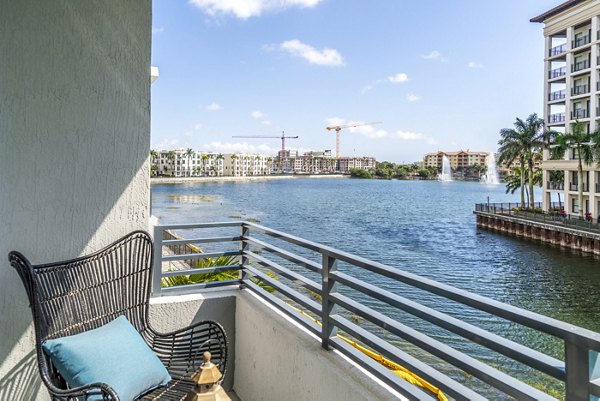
top-left (475, 212), bottom-right (600, 255)
top-left (151, 174), bottom-right (348, 184)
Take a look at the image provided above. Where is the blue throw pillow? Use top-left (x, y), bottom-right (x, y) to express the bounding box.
top-left (42, 316), bottom-right (171, 401)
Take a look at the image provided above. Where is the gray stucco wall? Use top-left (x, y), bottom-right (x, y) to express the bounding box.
top-left (0, 1), bottom-right (151, 399)
top-left (234, 290), bottom-right (403, 401)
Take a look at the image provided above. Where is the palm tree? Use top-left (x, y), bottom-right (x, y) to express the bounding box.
top-left (498, 114), bottom-right (545, 208)
top-left (201, 154), bottom-right (210, 176)
top-left (166, 150), bottom-right (176, 177)
top-left (216, 153), bottom-right (224, 176)
top-left (551, 121), bottom-right (600, 218)
top-left (231, 153), bottom-right (238, 176)
top-left (184, 148), bottom-right (194, 177)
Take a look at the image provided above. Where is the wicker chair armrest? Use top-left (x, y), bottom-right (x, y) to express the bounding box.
top-left (147, 320), bottom-right (228, 379)
top-left (46, 381), bottom-right (119, 401)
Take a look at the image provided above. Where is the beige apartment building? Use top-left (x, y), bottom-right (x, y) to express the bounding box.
top-left (532, 0), bottom-right (600, 216)
top-left (423, 151), bottom-right (488, 171)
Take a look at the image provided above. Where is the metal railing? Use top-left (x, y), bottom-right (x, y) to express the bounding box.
top-left (547, 181), bottom-right (564, 190)
top-left (549, 113), bottom-right (566, 123)
top-left (549, 67), bottom-right (566, 79)
top-left (571, 109), bottom-right (589, 119)
top-left (572, 59), bottom-right (590, 73)
top-left (572, 33), bottom-right (591, 49)
top-left (475, 202), bottom-right (600, 233)
top-left (569, 182), bottom-right (589, 192)
top-left (153, 221), bottom-right (600, 400)
top-left (549, 90), bottom-right (566, 101)
top-left (549, 44), bottom-right (566, 57)
top-left (571, 84), bottom-right (589, 96)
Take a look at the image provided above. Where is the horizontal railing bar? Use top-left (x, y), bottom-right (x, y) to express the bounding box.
top-left (163, 236), bottom-right (242, 246)
top-left (330, 337), bottom-right (438, 401)
top-left (243, 283), bottom-right (321, 338)
top-left (330, 294), bottom-right (556, 400)
top-left (162, 251), bottom-right (240, 262)
top-left (330, 315), bottom-right (487, 401)
top-left (160, 279), bottom-right (240, 294)
top-left (244, 265), bottom-right (322, 317)
top-left (243, 222), bottom-right (600, 346)
top-left (161, 265), bottom-right (242, 278)
top-left (243, 236), bottom-right (321, 273)
top-left (331, 271), bottom-right (566, 381)
top-left (244, 252), bottom-right (321, 294)
top-left (157, 221), bottom-right (244, 230)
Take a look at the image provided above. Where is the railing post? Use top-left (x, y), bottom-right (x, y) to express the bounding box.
top-left (564, 340), bottom-right (594, 401)
top-left (151, 225), bottom-right (164, 297)
top-left (239, 223), bottom-right (250, 287)
top-left (321, 253), bottom-right (338, 350)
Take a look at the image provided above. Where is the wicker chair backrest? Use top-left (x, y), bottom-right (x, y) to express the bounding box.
top-left (9, 231), bottom-right (153, 341)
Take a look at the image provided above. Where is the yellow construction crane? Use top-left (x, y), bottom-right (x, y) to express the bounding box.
top-left (325, 122), bottom-right (381, 158)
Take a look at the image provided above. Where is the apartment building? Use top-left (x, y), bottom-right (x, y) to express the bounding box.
top-left (423, 151), bottom-right (488, 171)
top-left (276, 149), bottom-right (375, 174)
top-left (155, 149), bottom-right (224, 177)
top-left (532, 0), bottom-right (600, 216)
top-left (223, 153), bottom-right (273, 176)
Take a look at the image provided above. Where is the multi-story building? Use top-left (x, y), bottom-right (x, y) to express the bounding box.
top-left (423, 151), bottom-right (488, 171)
top-left (223, 153), bottom-right (273, 176)
top-left (532, 0), bottom-right (600, 216)
top-left (276, 149), bottom-right (375, 174)
top-left (336, 157), bottom-right (377, 173)
top-left (154, 149), bottom-right (225, 177)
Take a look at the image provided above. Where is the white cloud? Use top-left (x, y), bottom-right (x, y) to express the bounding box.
top-left (152, 27), bottom-right (165, 34)
top-left (406, 94), bottom-right (421, 102)
top-left (154, 138), bottom-right (180, 150)
top-left (189, 0), bottom-right (323, 19)
top-left (202, 141), bottom-right (278, 155)
top-left (388, 73), bottom-right (408, 84)
top-left (326, 118), bottom-right (437, 145)
top-left (183, 131), bottom-right (193, 137)
top-left (205, 102), bottom-right (222, 111)
top-left (278, 40), bottom-right (345, 67)
top-left (467, 61), bottom-right (484, 69)
top-left (251, 111), bottom-right (264, 119)
top-left (194, 123), bottom-right (203, 130)
top-left (422, 50), bottom-right (448, 63)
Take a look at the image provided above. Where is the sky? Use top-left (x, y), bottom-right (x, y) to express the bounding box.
top-left (151, 0), bottom-right (555, 163)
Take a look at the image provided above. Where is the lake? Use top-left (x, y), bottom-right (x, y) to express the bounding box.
top-left (151, 178), bottom-right (600, 398)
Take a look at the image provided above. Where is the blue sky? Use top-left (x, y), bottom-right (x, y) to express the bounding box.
top-left (151, 0), bottom-right (553, 163)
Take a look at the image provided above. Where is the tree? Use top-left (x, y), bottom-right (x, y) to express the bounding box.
top-left (498, 113), bottom-right (545, 208)
top-left (201, 153), bottom-right (210, 176)
top-left (184, 148), bottom-right (194, 177)
top-left (166, 150), bottom-right (176, 177)
top-left (551, 121), bottom-right (600, 218)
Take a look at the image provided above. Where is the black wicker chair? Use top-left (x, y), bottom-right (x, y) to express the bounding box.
top-left (8, 230), bottom-right (227, 401)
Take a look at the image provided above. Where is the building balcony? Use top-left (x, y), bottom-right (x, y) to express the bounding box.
top-left (597, 183), bottom-right (600, 193)
top-left (151, 221), bottom-right (600, 400)
top-left (572, 33), bottom-right (591, 49)
top-left (549, 113), bottom-right (566, 123)
top-left (549, 67), bottom-right (566, 79)
top-left (571, 109), bottom-right (589, 119)
top-left (547, 181), bottom-right (564, 190)
top-left (572, 84), bottom-right (590, 96)
top-left (549, 89), bottom-right (566, 101)
top-left (570, 182), bottom-right (589, 192)
top-left (549, 43), bottom-right (567, 57)
top-left (572, 59), bottom-right (591, 73)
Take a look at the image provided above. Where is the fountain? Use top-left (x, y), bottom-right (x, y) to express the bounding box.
top-left (481, 153), bottom-right (500, 185)
top-left (438, 155), bottom-right (453, 181)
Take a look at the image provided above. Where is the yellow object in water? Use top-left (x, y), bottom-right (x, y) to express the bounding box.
top-left (291, 306), bottom-right (447, 401)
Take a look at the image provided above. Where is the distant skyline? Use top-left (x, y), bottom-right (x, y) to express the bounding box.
top-left (151, 0), bottom-right (554, 163)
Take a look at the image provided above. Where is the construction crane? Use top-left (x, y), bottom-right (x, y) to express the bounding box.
top-left (325, 122), bottom-right (381, 158)
top-left (232, 132), bottom-right (299, 172)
